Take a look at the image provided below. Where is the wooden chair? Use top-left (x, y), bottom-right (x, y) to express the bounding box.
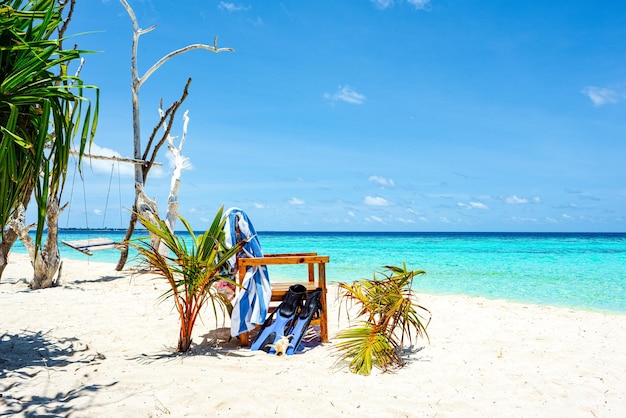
top-left (236, 252), bottom-right (330, 347)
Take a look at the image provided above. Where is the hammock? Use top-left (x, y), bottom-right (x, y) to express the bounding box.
top-left (62, 238), bottom-right (121, 256)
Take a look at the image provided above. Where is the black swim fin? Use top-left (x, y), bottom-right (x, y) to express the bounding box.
top-left (250, 284), bottom-right (306, 352)
top-left (286, 287), bottom-right (323, 355)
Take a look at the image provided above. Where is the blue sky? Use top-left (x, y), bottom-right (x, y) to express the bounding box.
top-left (55, 0), bottom-right (625, 232)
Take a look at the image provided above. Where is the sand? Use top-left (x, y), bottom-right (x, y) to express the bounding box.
top-left (1, 253), bottom-right (625, 417)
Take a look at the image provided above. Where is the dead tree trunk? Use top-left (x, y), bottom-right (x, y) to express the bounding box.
top-left (115, 80), bottom-right (191, 270)
top-left (115, 0), bottom-right (233, 271)
top-left (164, 109), bottom-right (190, 232)
top-left (157, 110), bottom-right (191, 255)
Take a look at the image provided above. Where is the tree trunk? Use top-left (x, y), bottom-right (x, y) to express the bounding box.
top-left (115, 208), bottom-right (137, 271)
top-left (157, 110), bottom-right (190, 256)
top-left (177, 314), bottom-right (194, 352)
top-left (0, 190), bottom-right (33, 281)
top-left (178, 331), bottom-right (192, 353)
top-left (32, 197), bottom-right (63, 289)
top-left (115, 0), bottom-right (231, 271)
top-left (0, 228), bottom-right (19, 280)
top-left (9, 198), bottom-right (63, 289)
top-left (115, 183), bottom-right (160, 271)
top-left (137, 186), bottom-right (161, 251)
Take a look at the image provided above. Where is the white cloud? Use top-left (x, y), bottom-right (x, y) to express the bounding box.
top-left (218, 2), bottom-right (250, 12)
top-left (348, 211), bottom-right (355, 217)
top-left (371, 0), bottom-right (430, 10)
top-left (505, 195), bottom-right (528, 204)
top-left (397, 217), bottom-right (415, 224)
top-left (324, 85), bottom-right (365, 105)
top-left (505, 195), bottom-right (541, 204)
top-left (509, 216), bottom-right (538, 223)
top-left (364, 196), bottom-right (390, 206)
top-left (457, 201), bottom-right (489, 210)
top-left (470, 202), bottom-right (489, 209)
top-left (248, 16), bottom-right (263, 26)
top-left (369, 175), bottom-right (395, 187)
top-left (289, 197), bottom-right (305, 205)
top-left (370, 0), bottom-right (394, 9)
top-left (324, 217), bottom-right (341, 224)
top-left (253, 202), bottom-right (265, 209)
top-left (407, 0), bottom-right (430, 9)
top-left (582, 86), bottom-right (621, 106)
top-left (366, 215), bottom-right (384, 223)
top-left (81, 143), bottom-right (135, 177)
top-left (93, 209), bottom-right (102, 216)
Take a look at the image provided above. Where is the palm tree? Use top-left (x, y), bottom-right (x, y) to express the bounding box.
top-left (0, 0), bottom-right (98, 282)
top-left (130, 207), bottom-right (243, 353)
top-left (334, 264), bottom-right (431, 375)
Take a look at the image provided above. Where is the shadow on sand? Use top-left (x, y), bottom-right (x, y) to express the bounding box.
top-left (0, 330), bottom-right (116, 416)
top-left (130, 326), bottom-right (251, 363)
top-left (71, 274), bottom-right (129, 285)
top-left (128, 325), bottom-right (329, 364)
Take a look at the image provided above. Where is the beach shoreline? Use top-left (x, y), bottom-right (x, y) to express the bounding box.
top-left (1, 253), bottom-right (625, 417)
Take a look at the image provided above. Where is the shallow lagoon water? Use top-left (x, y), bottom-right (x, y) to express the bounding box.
top-left (11, 231), bottom-right (626, 313)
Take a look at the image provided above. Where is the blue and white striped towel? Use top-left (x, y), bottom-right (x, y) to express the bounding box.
top-left (223, 207), bottom-right (271, 337)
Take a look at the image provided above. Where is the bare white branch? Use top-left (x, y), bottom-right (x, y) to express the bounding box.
top-left (139, 25), bottom-right (156, 35)
top-left (115, 0), bottom-right (233, 269)
top-left (138, 41), bottom-right (234, 88)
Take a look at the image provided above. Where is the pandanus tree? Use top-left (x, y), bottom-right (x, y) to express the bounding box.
top-left (0, 0), bottom-right (98, 286)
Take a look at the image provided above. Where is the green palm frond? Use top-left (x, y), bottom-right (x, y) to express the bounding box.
top-left (334, 322), bottom-right (401, 376)
top-left (129, 207), bottom-right (243, 352)
top-left (1, 0), bottom-right (99, 250)
top-left (334, 264), bottom-right (431, 375)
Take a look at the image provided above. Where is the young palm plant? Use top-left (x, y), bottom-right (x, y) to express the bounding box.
top-left (334, 264), bottom-right (431, 375)
top-left (130, 207), bottom-right (242, 353)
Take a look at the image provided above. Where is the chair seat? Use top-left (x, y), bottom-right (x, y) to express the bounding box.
top-left (269, 281), bottom-right (320, 298)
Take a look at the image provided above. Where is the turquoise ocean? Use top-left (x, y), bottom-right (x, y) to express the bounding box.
top-left (11, 231), bottom-right (626, 314)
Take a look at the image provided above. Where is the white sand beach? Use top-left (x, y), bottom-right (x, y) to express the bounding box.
top-left (1, 253), bottom-right (625, 417)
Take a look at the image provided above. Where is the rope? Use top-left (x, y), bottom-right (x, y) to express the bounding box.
top-left (66, 158), bottom-right (78, 228)
top-left (102, 163), bottom-right (115, 228)
top-left (117, 162), bottom-right (123, 228)
top-left (81, 169), bottom-right (89, 230)
top-left (63, 156), bottom-right (89, 230)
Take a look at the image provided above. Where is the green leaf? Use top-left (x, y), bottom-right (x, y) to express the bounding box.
top-left (128, 208), bottom-right (243, 352)
top-left (0, 0), bottom-right (99, 247)
top-left (333, 264), bottom-right (431, 375)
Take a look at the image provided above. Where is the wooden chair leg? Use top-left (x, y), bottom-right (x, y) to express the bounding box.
top-left (240, 332), bottom-right (249, 347)
top-left (318, 263), bottom-right (329, 343)
top-left (319, 289), bottom-right (328, 343)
